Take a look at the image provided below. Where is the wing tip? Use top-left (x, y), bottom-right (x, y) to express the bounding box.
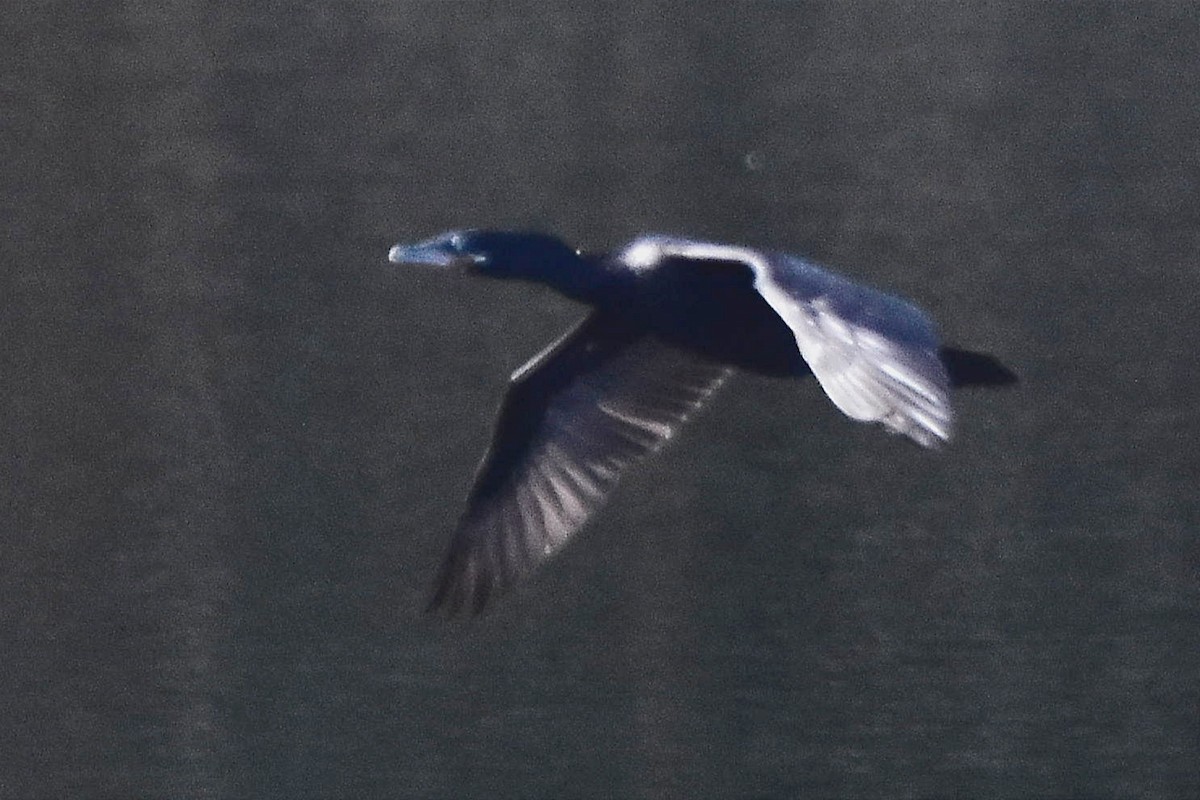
top-left (425, 547), bottom-right (498, 618)
top-left (426, 575), bottom-right (495, 619)
top-left (426, 511), bottom-right (540, 618)
top-left (878, 409), bottom-right (952, 449)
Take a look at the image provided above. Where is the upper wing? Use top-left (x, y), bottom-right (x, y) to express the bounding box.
top-left (429, 312), bottom-right (732, 615)
top-left (622, 236), bottom-right (952, 447)
top-left (753, 252), bottom-right (952, 447)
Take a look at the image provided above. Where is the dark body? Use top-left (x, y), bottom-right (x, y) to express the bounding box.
top-left (619, 255), bottom-right (809, 377)
top-left (583, 251), bottom-right (1000, 386)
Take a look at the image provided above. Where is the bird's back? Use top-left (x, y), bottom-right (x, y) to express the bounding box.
top-left (605, 253), bottom-right (809, 377)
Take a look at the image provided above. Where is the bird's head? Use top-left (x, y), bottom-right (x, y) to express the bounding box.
top-left (388, 230), bottom-right (582, 282)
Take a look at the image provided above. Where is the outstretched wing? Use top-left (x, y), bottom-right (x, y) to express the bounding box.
top-left (429, 312), bottom-right (732, 615)
top-left (622, 237), bottom-right (952, 447)
top-left (753, 252), bottom-right (951, 447)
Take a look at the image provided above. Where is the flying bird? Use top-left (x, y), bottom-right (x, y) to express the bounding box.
top-left (388, 231), bottom-right (1014, 615)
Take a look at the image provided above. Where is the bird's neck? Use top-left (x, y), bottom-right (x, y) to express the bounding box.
top-left (536, 254), bottom-right (630, 306)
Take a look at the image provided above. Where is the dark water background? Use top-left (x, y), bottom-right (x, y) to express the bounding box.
top-left (3, 3), bottom-right (1199, 797)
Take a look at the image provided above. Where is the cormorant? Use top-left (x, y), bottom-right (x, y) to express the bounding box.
top-left (388, 231), bottom-right (1015, 615)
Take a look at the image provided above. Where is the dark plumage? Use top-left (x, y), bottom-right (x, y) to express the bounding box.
top-left (388, 231), bottom-right (1015, 615)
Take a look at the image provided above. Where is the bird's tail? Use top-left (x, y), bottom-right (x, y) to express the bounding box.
top-left (938, 347), bottom-right (1018, 389)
